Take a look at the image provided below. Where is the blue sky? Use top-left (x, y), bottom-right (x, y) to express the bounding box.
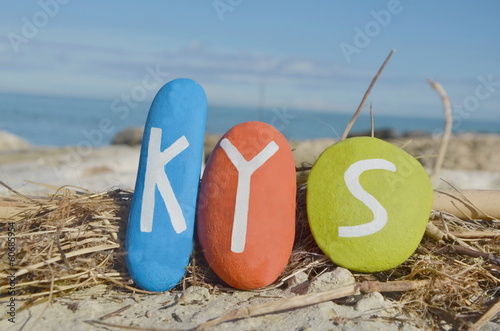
top-left (0, 0), bottom-right (499, 120)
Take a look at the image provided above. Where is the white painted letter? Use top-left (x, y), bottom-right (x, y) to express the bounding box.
top-left (221, 138), bottom-right (279, 253)
top-left (140, 127), bottom-right (189, 233)
top-left (338, 159), bottom-right (396, 238)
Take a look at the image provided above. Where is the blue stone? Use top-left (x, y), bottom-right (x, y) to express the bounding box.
top-left (126, 78), bottom-right (207, 292)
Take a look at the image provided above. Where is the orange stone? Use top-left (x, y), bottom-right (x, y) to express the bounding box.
top-left (197, 121), bottom-right (296, 290)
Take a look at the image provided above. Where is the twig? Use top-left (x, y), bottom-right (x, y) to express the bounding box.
top-left (425, 215), bottom-right (477, 251)
top-left (370, 103), bottom-right (374, 138)
top-left (433, 189), bottom-right (500, 220)
top-left (451, 231), bottom-right (500, 239)
top-left (437, 210), bottom-right (479, 251)
top-left (55, 228), bottom-right (72, 269)
top-left (96, 272), bottom-right (162, 295)
top-left (428, 79), bottom-right (452, 182)
top-left (445, 183), bottom-right (499, 221)
top-left (445, 231), bottom-right (478, 252)
top-left (195, 280), bottom-right (428, 330)
top-left (98, 304), bottom-right (133, 321)
top-left (0, 180), bottom-right (41, 204)
top-left (468, 296), bottom-right (500, 331)
top-left (437, 245), bottom-right (500, 266)
top-left (86, 319), bottom-right (180, 331)
top-left (341, 49), bottom-right (395, 140)
top-left (45, 261), bottom-right (55, 305)
top-left (425, 221), bottom-right (445, 242)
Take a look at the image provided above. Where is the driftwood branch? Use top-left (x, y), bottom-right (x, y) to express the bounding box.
top-left (428, 79), bottom-right (452, 182)
top-left (196, 280), bottom-right (428, 330)
top-left (341, 49), bottom-right (395, 140)
top-left (433, 189), bottom-right (500, 220)
top-left (370, 103), bottom-right (374, 138)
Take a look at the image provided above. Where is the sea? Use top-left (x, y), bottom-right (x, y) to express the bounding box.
top-left (0, 93), bottom-right (499, 147)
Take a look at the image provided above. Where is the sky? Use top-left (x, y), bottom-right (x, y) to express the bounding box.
top-left (0, 0), bottom-right (499, 121)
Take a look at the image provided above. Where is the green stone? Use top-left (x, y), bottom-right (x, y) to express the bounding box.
top-left (307, 137), bottom-right (433, 272)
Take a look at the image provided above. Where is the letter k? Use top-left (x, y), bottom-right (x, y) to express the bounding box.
top-left (140, 127), bottom-right (189, 233)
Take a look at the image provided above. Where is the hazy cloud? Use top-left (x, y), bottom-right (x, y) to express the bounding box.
top-left (1, 37), bottom-right (497, 118)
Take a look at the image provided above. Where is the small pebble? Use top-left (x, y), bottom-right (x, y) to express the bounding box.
top-left (181, 286), bottom-right (211, 304)
top-left (287, 271), bottom-right (310, 295)
top-left (172, 312), bottom-right (182, 322)
top-left (307, 268), bottom-right (355, 293)
top-left (287, 271), bottom-right (309, 288)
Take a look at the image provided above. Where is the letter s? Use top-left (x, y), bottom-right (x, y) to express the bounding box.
top-left (338, 159), bottom-right (396, 238)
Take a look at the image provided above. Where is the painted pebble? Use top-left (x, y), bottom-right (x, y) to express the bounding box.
top-left (197, 121), bottom-right (296, 290)
top-left (307, 137), bottom-right (433, 272)
top-left (126, 78), bottom-right (207, 292)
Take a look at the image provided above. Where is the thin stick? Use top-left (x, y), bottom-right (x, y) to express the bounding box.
top-left (86, 320), bottom-right (177, 331)
top-left (438, 245), bottom-right (500, 266)
top-left (196, 280), bottom-right (428, 330)
top-left (468, 296), bottom-right (500, 331)
top-left (433, 189), bottom-right (500, 220)
top-left (370, 103), bottom-right (374, 138)
top-left (444, 180), bottom-right (498, 221)
top-left (428, 79), bottom-right (452, 182)
top-left (55, 228), bottom-right (72, 268)
top-left (0, 180), bottom-right (41, 204)
top-left (96, 272), bottom-right (161, 295)
top-left (341, 49), bottom-right (395, 140)
top-left (451, 231), bottom-right (500, 239)
top-left (445, 231), bottom-right (478, 252)
top-left (98, 304), bottom-right (133, 321)
top-left (46, 261), bottom-right (55, 305)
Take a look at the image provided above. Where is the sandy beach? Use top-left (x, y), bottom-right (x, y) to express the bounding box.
top-left (1, 130), bottom-right (500, 196)
top-left (1, 129), bottom-right (500, 330)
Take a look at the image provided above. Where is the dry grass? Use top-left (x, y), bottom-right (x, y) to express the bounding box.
top-left (0, 187), bottom-right (139, 303)
top-left (1, 180), bottom-right (500, 330)
top-left (387, 212), bottom-right (500, 330)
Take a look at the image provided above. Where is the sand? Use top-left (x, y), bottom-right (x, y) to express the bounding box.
top-left (0, 278), bottom-right (423, 330)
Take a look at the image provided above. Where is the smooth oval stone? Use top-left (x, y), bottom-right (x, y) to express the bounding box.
top-left (126, 78), bottom-right (207, 292)
top-left (307, 137), bottom-right (433, 272)
top-left (197, 121), bottom-right (296, 290)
